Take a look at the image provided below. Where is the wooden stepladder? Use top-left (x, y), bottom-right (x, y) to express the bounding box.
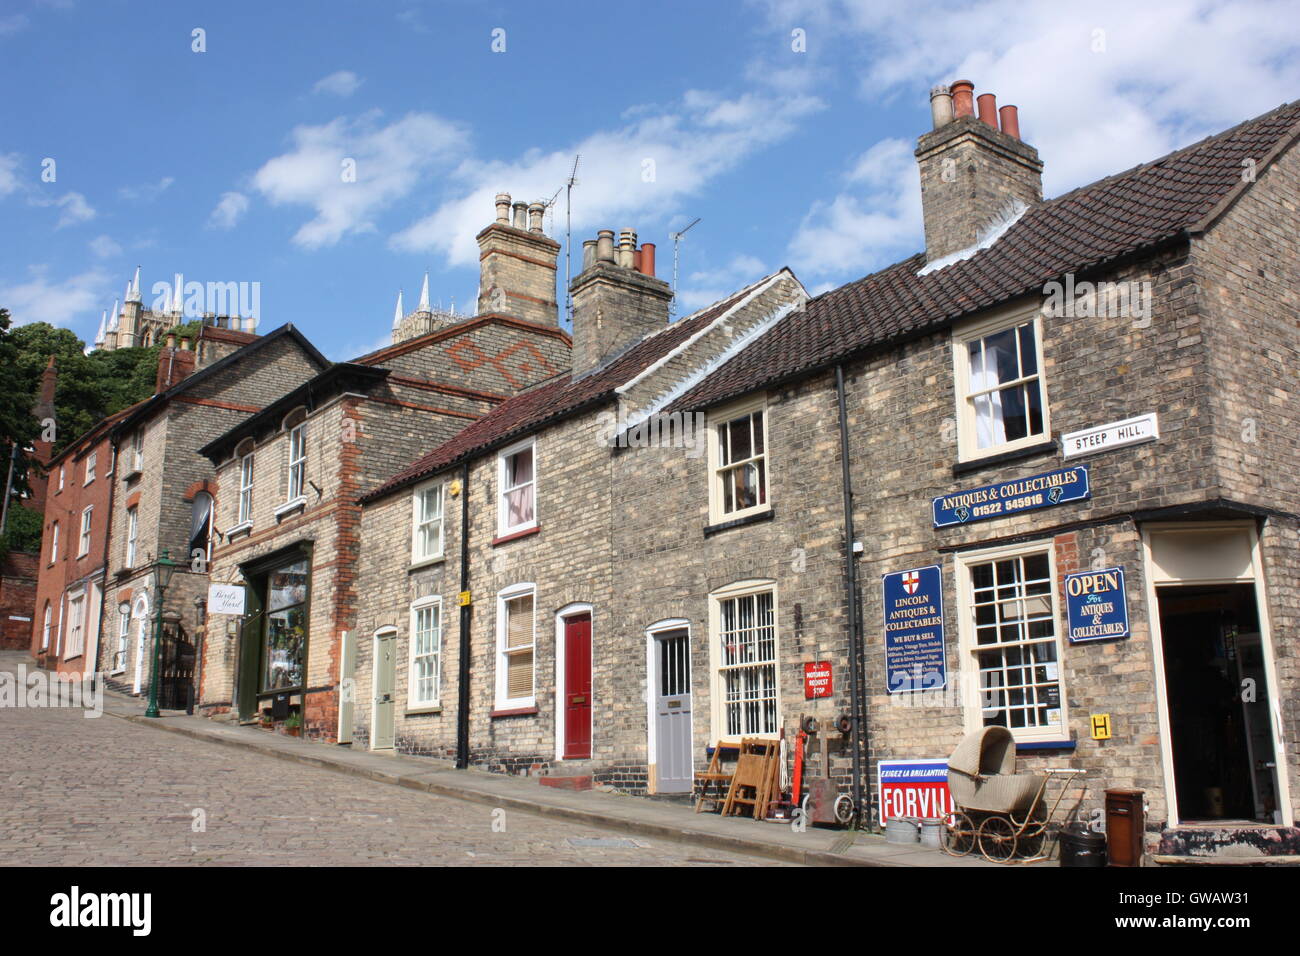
top-left (722, 738), bottom-right (781, 820)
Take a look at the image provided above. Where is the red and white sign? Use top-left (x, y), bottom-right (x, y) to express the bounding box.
top-left (878, 759), bottom-right (954, 822)
top-left (902, 570), bottom-right (921, 594)
top-left (803, 661), bottom-right (833, 699)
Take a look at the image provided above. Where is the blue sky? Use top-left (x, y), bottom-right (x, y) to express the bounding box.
top-left (2, 0), bottom-right (1298, 360)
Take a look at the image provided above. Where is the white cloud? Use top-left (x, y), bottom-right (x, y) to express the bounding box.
top-left (770, 0), bottom-right (1300, 278)
top-left (313, 70), bottom-right (362, 97)
top-left (0, 265), bottom-right (110, 327)
top-left (208, 191), bottom-right (249, 230)
top-left (118, 176), bottom-right (175, 202)
top-left (0, 152), bottom-right (19, 197)
top-left (0, 14), bottom-right (28, 36)
top-left (677, 254), bottom-right (770, 310)
top-left (252, 110), bottom-right (468, 248)
top-left (390, 89), bottom-right (823, 266)
top-left (29, 190), bottom-right (95, 228)
top-left (88, 235), bottom-right (122, 259)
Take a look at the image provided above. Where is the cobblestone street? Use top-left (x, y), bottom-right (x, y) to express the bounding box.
top-left (0, 674), bottom-right (780, 867)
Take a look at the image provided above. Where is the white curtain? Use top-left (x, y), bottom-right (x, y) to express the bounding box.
top-left (970, 345), bottom-right (1007, 449)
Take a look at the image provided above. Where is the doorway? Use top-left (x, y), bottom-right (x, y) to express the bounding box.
top-left (561, 613), bottom-right (592, 760)
top-left (650, 626), bottom-right (693, 793)
top-left (371, 628), bottom-right (396, 750)
top-left (1157, 584), bottom-right (1281, 823)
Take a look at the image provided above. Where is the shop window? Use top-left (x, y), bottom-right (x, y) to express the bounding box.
top-left (957, 544), bottom-right (1066, 743)
top-left (497, 439), bottom-right (536, 536)
top-left (953, 309), bottom-right (1049, 461)
top-left (709, 401), bottom-right (769, 522)
top-left (411, 481), bottom-right (445, 563)
top-left (496, 585), bottom-right (535, 708)
top-left (264, 559), bottom-right (308, 691)
top-left (710, 581), bottom-right (779, 739)
top-left (408, 596), bottom-right (442, 708)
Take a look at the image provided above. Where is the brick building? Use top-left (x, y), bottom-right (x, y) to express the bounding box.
top-left (95, 325), bottom-right (328, 699)
top-left (196, 196), bottom-right (572, 740)
top-left (343, 87), bottom-right (1300, 862)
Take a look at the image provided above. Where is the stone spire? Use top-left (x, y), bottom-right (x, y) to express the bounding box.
top-left (106, 298), bottom-right (119, 331)
top-left (417, 272), bottom-right (430, 313)
top-left (392, 290), bottom-right (404, 329)
top-left (94, 310), bottom-right (107, 348)
top-left (127, 266), bottom-right (142, 303)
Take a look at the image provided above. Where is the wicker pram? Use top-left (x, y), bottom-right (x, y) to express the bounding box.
top-left (946, 726), bottom-right (1044, 813)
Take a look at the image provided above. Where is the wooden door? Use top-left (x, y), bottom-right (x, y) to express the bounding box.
top-left (563, 614), bottom-right (592, 759)
top-left (372, 629), bottom-right (396, 750)
top-left (653, 629), bottom-right (693, 792)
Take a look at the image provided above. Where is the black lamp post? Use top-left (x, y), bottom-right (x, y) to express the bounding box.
top-left (144, 549), bottom-right (178, 718)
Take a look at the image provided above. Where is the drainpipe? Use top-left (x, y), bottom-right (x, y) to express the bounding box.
top-left (455, 461), bottom-right (472, 769)
top-left (835, 364), bottom-right (868, 827)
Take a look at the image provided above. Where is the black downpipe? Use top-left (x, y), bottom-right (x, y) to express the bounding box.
top-left (836, 364), bottom-right (869, 827)
top-left (455, 462), bottom-right (472, 769)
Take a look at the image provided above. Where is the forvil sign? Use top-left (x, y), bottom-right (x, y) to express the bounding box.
top-left (883, 565), bottom-right (946, 693)
top-left (933, 465), bottom-right (1090, 528)
top-left (878, 760), bottom-right (954, 823)
top-left (49, 886), bottom-right (151, 936)
top-left (1064, 566), bottom-right (1131, 643)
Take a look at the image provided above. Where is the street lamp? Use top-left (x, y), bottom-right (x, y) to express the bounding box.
top-left (144, 549), bottom-right (178, 718)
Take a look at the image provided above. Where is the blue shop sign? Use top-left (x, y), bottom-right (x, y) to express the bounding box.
top-left (883, 565), bottom-right (947, 693)
top-left (932, 465), bottom-right (1091, 528)
top-left (1064, 566), bottom-right (1131, 643)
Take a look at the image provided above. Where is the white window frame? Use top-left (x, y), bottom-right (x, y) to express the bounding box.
top-left (707, 395), bottom-right (771, 524)
top-left (954, 540), bottom-right (1068, 745)
top-left (78, 506), bottom-right (92, 557)
top-left (112, 603), bottom-right (130, 674)
top-left (57, 465), bottom-right (64, 492)
top-left (952, 302), bottom-right (1051, 462)
top-left (495, 582), bottom-right (537, 710)
top-left (41, 602), bottom-right (51, 650)
top-left (708, 579), bottom-right (780, 743)
top-left (287, 421), bottom-right (307, 502)
top-left (50, 521), bottom-right (59, 563)
top-left (125, 506), bottom-right (138, 569)
top-left (410, 480), bottom-right (446, 565)
top-left (107, 445), bottom-right (115, 476)
top-left (496, 437), bottom-right (537, 537)
top-left (84, 452), bottom-right (96, 485)
top-left (238, 451), bottom-right (255, 525)
top-left (131, 430), bottom-right (144, 473)
top-left (407, 596), bottom-right (443, 712)
top-left (65, 588), bottom-right (86, 660)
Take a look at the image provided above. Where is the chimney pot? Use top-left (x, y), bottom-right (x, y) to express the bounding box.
top-left (495, 192), bottom-right (511, 223)
top-left (527, 200), bottom-right (545, 234)
top-left (596, 230), bottom-right (615, 263)
top-left (512, 201), bottom-right (527, 230)
top-left (166, 332), bottom-right (176, 348)
top-left (640, 242), bottom-right (656, 277)
top-left (617, 229), bottom-right (636, 269)
top-left (950, 79), bottom-right (975, 118)
top-left (929, 84), bottom-right (954, 129)
top-left (582, 240), bottom-right (596, 271)
top-left (998, 104), bottom-right (1021, 140)
top-left (179, 336), bottom-right (191, 352)
top-left (976, 93), bottom-right (998, 128)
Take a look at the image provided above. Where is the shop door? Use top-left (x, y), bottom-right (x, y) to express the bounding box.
top-left (372, 629), bottom-right (396, 750)
top-left (563, 614), bottom-right (592, 760)
top-left (653, 629), bottom-right (693, 793)
top-left (1157, 584), bottom-right (1281, 823)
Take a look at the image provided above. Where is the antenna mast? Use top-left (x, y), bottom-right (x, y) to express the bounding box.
top-left (563, 155), bottom-right (580, 322)
top-left (669, 216), bottom-right (701, 317)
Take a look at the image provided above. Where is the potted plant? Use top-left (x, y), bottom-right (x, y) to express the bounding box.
top-left (283, 712), bottom-right (303, 737)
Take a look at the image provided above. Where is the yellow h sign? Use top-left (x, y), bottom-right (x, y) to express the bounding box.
top-left (1090, 713), bottom-right (1112, 740)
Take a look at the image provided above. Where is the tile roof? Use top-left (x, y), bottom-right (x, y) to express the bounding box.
top-left (669, 99), bottom-right (1300, 412)
top-left (360, 278), bottom-right (774, 502)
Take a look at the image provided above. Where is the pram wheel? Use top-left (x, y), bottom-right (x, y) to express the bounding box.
top-left (941, 812), bottom-right (976, 857)
top-left (978, 815), bottom-right (1018, 862)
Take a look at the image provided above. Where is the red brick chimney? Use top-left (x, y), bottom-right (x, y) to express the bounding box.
top-left (155, 335), bottom-right (197, 392)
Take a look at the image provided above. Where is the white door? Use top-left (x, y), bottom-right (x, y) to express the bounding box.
top-left (652, 629), bottom-right (693, 793)
top-left (371, 629), bottom-right (396, 750)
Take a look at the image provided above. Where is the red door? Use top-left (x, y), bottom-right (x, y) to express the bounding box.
top-left (563, 614), bottom-right (592, 759)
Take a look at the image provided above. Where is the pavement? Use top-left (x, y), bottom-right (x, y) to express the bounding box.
top-left (1, 650), bottom-right (1016, 867)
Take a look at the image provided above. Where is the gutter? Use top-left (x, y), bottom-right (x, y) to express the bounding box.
top-left (454, 461), bottom-right (472, 769)
top-left (835, 364), bottom-right (869, 828)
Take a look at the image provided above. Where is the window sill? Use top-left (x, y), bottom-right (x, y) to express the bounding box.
top-left (122, 468), bottom-right (142, 482)
top-left (408, 555), bottom-right (446, 572)
top-left (405, 703), bottom-right (442, 716)
top-left (952, 439), bottom-right (1058, 477)
top-left (490, 705), bottom-right (538, 718)
top-left (1015, 739), bottom-right (1076, 752)
top-left (703, 507), bottom-right (774, 538)
top-left (109, 668), bottom-right (125, 676)
top-left (274, 496), bottom-right (308, 521)
top-left (227, 520), bottom-right (253, 540)
top-left (492, 525), bottom-right (539, 547)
